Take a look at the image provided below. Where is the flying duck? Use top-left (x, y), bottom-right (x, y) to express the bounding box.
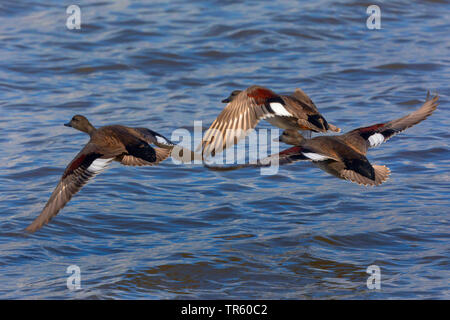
top-left (206, 94), bottom-right (439, 186)
top-left (200, 85), bottom-right (340, 157)
top-left (25, 115), bottom-right (174, 233)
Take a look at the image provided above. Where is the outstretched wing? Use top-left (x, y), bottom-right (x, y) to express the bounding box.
top-left (200, 88), bottom-right (280, 157)
top-left (25, 144), bottom-right (113, 233)
top-left (204, 146), bottom-right (312, 172)
top-left (290, 88), bottom-right (319, 112)
top-left (129, 127), bottom-right (174, 148)
top-left (343, 94), bottom-right (439, 153)
top-left (289, 88), bottom-right (340, 132)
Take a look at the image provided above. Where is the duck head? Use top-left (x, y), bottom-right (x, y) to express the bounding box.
top-left (64, 115), bottom-right (96, 135)
top-left (276, 129), bottom-right (306, 145)
top-left (221, 90), bottom-right (242, 103)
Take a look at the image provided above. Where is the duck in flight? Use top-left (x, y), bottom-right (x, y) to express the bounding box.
top-left (206, 94), bottom-right (439, 186)
top-left (200, 85), bottom-right (340, 157)
top-left (25, 115), bottom-right (174, 233)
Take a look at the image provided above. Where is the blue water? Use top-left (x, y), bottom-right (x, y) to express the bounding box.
top-left (0, 0), bottom-right (449, 299)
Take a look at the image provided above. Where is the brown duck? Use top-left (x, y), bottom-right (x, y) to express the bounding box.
top-left (25, 115), bottom-right (174, 233)
top-left (200, 85), bottom-right (340, 157)
top-left (206, 94), bottom-right (439, 186)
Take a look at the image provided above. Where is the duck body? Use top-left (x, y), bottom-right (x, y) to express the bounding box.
top-left (89, 125), bottom-right (172, 164)
top-left (274, 94), bottom-right (439, 185)
top-left (286, 134), bottom-right (382, 183)
top-left (201, 85), bottom-right (340, 157)
top-left (26, 115), bottom-right (174, 233)
top-left (264, 91), bottom-right (334, 131)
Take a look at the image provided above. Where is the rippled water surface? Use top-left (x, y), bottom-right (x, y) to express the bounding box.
top-left (0, 0), bottom-right (449, 299)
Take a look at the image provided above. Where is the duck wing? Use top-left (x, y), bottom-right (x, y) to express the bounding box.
top-left (343, 93), bottom-right (439, 153)
top-left (200, 87), bottom-right (282, 157)
top-left (285, 89), bottom-right (340, 132)
top-left (129, 127), bottom-right (174, 148)
top-left (25, 143), bottom-right (114, 233)
top-left (290, 88), bottom-right (319, 112)
top-left (204, 146), bottom-right (323, 171)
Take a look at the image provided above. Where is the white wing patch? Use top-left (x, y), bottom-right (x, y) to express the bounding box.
top-left (87, 158), bottom-right (113, 174)
top-left (303, 153), bottom-right (330, 161)
top-left (270, 102), bottom-right (293, 117)
top-left (262, 113), bottom-right (275, 119)
top-left (368, 133), bottom-right (385, 147)
top-left (155, 135), bottom-right (173, 146)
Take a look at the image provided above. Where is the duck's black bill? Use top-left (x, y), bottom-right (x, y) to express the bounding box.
top-left (64, 122), bottom-right (72, 127)
top-left (221, 98), bottom-right (231, 103)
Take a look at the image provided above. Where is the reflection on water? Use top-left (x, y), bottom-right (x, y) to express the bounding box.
top-left (0, 0), bottom-right (449, 299)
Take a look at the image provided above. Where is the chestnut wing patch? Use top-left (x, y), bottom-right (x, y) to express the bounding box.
top-left (63, 152), bottom-right (103, 179)
top-left (275, 146), bottom-right (311, 165)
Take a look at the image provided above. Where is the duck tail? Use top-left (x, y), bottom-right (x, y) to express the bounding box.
top-left (341, 164), bottom-right (390, 186)
top-left (373, 165), bottom-right (391, 185)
